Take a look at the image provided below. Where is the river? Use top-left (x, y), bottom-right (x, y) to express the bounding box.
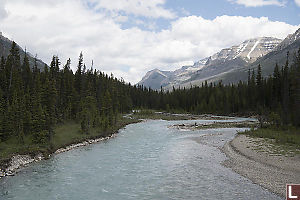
top-left (0, 118), bottom-right (282, 199)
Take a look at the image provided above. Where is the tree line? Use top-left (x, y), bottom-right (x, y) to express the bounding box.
top-left (0, 42), bottom-right (299, 148)
top-left (0, 42), bottom-right (137, 147)
top-left (133, 50), bottom-right (300, 128)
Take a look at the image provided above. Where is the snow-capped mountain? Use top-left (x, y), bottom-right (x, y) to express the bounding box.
top-left (138, 37), bottom-right (282, 90)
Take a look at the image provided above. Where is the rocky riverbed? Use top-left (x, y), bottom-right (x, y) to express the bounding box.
top-left (0, 154), bottom-right (44, 178)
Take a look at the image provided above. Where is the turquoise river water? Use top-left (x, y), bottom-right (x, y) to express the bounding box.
top-left (0, 118), bottom-right (282, 199)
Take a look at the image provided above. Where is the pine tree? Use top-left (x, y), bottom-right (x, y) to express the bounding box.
top-left (281, 53), bottom-right (289, 126)
top-left (0, 56), bottom-right (7, 93)
top-left (74, 52), bottom-right (83, 95)
top-left (256, 64), bottom-right (264, 107)
top-left (22, 50), bottom-right (32, 91)
top-left (10, 92), bottom-right (25, 144)
top-left (0, 88), bottom-right (5, 141)
top-left (272, 63), bottom-right (281, 109)
top-left (7, 42), bottom-right (21, 102)
top-left (290, 49), bottom-right (300, 127)
top-left (46, 79), bottom-right (58, 140)
top-left (80, 96), bottom-right (97, 134)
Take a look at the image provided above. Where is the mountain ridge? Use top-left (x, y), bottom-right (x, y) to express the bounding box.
top-left (138, 31), bottom-right (300, 90)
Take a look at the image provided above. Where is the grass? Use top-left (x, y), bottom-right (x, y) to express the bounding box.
top-left (0, 116), bottom-right (140, 167)
top-left (52, 117), bottom-right (140, 150)
top-left (239, 127), bottom-right (300, 155)
top-left (240, 127), bottom-right (300, 145)
top-left (0, 135), bottom-right (46, 169)
top-left (193, 121), bottom-right (259, 129)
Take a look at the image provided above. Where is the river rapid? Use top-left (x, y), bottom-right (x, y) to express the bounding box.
top-left (0, 118), bottom-right (282, 200)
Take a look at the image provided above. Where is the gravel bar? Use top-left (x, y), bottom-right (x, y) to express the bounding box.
top-left (222, 135), bottom-right (300, 198)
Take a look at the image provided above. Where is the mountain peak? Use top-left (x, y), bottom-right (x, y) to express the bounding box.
top-left (276, 28), bottom-right (300, 51)
top-left (207, 37), bottom-right (281, 66)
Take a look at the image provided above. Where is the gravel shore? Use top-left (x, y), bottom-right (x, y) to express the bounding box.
top-left (222, 134), bottom-right (300, 197)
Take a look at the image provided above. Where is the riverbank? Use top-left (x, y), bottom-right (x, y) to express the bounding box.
top-left (0, 116), bottom-right (141, 179)
top-left (131, 110), bottom-right (248, 121)
top-left (171, 120), bottom-right (259, 130)
top-left (222, 134), bottom-right (300, 197)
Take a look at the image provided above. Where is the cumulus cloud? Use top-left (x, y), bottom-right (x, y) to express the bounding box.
top-left (295, 0), bottom-right (300, 6)
top-left (229, 0), bottom-right (286, 7)
top-left (0, 0), bottom-right (298, 84)
top-left (90, 0), bottom-right (176, 19)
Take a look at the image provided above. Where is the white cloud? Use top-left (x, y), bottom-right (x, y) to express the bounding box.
top-left (90, 0), bottom-right (176, 19)
top-left (295, 0), bottom-right (300, 6)
top-left (0, 0), bottom-right (299, 84)
top-left (229, 0), bottom-right (286, 7)
top-left (0, 0), bottom-right (8, 19)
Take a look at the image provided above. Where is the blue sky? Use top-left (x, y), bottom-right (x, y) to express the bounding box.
top-left (0, 0), bottom-right (299, 83)
top-left (118, 0), bottom-right (300, 31)
top-left (166, 0), bottom-right (299, 24)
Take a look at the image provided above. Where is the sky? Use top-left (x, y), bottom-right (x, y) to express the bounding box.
top-left (0, 0), bottom-right (299, 84)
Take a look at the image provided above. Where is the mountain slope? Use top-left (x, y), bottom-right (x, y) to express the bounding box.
top-left (218, 28), bottom-right (300, 85)
top-left (0, 32), bottom-right (46, 69)
top-left (139, 37), bottom-right (282, 89)
top-left (138, 69), bottom-right (172, 89)
top-left (137, 58), bottom-right (208, 90)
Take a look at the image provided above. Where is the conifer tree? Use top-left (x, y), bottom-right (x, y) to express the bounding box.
top-left (74, 52), bottom-right (83, 95)
top-left (22, 51), bottom-right (32, 91)
top-left (282, 53), bottom-right (289, 126)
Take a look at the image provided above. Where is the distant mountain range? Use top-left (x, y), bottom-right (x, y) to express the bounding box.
top-left (0, 32), bottom-right (46, 69)
top-left (138, 28), bottom-right (300, 90)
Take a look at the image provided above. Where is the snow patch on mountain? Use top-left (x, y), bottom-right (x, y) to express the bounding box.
top-left (233, 40), bottom-right (249, 59)
top-left (247, 39), bottom-right (260, 59)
